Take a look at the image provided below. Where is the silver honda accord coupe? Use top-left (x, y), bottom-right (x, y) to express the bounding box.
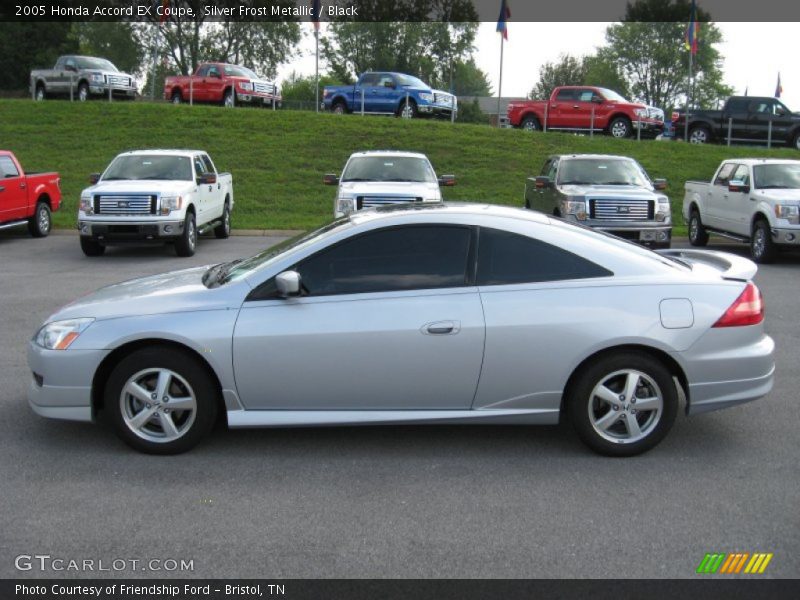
top-left (28, 204), bottom-right (774, 456)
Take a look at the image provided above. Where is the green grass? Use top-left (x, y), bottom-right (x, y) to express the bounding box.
top-left (2, 99), bottom-right (798, 232)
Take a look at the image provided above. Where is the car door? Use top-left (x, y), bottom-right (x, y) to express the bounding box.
top-left (374, 74), bottom-right (398, 113)
top-left (200, 153), bottom-right (223, 218)
top-left (718, 163), bottom-right (753, 235)
top-left (546, 89), bottom-right (575, 129)
top-left (232, 225), bottom-right (485, 410)
top-left (563, 88), bottom-right (595, 130)
top-left (745, 99), bottom-right (792, 143)
top-left (531, 158), bottom-right (559, 214)
top-left (705, 162), bottom-right (737, 228)
top-left (192, 155), bottom-right (215, 221)
top-left (0, 155), bottom-right (27, 221)
top-left (354, 73), bottom-right (378, 112)
top-left (205, 65), bottom-right (226, 102)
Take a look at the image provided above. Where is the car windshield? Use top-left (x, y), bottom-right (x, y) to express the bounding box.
top-left (597, 88), bottom-right (628, 102)
top-left (223, 65), bottom-right (259, 79)
top-left (341, 156), bottom-right (436, 183)
top-left (395, 74), bottom-right (428, 88)
top-left (212, 218), bottom-right (353, 286)
top-left (557, 158), bottom-right (651, 187)
top-left (102, 155), bottom-right (192, 181)
top-left (75, 57), bottom-right (118, 72)
top-left (753, 163), bottom-right (800, 189)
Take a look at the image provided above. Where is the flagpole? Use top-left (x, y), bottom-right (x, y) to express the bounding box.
top-left (315, 28), bottom-right (320, 113)
top-left (684, 50), bottom-right (692, 141)
top-left (496, 34), bottom-right (504, 128)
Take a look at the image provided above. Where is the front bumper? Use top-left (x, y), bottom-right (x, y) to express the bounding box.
top-left (567, 217), bottom-right (672, 246)
top-left (772, 226), bottom-right (800, 246)
top-left (89, 84), bottom-right (137, 98)
top-left (418, 102), bottom-right (457, 118)
top-left (27, 341), bottom-right (107, 423)
top-left (78, 219), bottom-right (184, 243)
top-left (236, 93), bottom-right (282, 107)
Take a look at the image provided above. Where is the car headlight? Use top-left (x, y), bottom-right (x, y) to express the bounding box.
top-left (655, 197), bottom-right (671, 222)
top-left (34, 318), bottom-right (95, 350)
top-left (634, 108), bottom-right (647, 118)
top-left (160, 195), bottom-right (183, 215)
top-left (336, 198), bottom-right (355, 216)
top-left (239, 81), bottom-right (253, 91)
top-left (562, 199), bottom-right (587, 220)
top-left (775, 204), bottom-right (799, 224)
top-left (90, 73), bottom-right (104, 83)
top-left (79, 193), bottom-right (93, 215)
top-left (418, 93), bottom-right (434, 102)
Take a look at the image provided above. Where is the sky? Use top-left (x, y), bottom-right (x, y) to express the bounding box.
top-left (277, 22), bottom-right (798, 110)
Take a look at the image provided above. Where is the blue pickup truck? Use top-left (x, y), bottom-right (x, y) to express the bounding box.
top-left (322, 72), bottom-right (457, 119)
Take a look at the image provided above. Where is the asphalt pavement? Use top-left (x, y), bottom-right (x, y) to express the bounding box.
top-left (0, 231), bottom-right (798, 579)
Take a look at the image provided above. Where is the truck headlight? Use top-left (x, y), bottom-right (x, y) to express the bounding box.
top-left (79, 194), bottom-right (93, 215)
top-left (562, 199), bottom-right (587, 220)
top-left (90, 73), bottom-right (104, 83)
top-left (239, 81), bottom-right (254, 91)
top-left (336, 198), bottom-right (355, 216)
top-left (634, 108), bottom-right (647, 118)
top-left (34, 318), bottom-right (95, 351)
top-left (160, 195), bottom-right (183, 215)
top-left (775, 204), bottom-right (799, 224)
top-left (418, 93), bottom-right (434, 102)
top-left (655, 196), bottom-right (671, 221)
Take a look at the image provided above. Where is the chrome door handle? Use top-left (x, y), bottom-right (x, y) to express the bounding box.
top-left (421, 320), bottom-right (460, 335)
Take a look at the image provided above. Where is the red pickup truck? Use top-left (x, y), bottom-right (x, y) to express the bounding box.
top-left (0, 151), bottom-right (61, 237)
top-left (507, 86), bottom-right (664, 138)
top-left (164, 62), bottom-right (281, 108)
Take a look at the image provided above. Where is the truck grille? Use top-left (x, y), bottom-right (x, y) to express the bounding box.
top-left (253, 81), bottom-right (276, 95)
top-left (94, 194), bottom-right (157, 215)
top-left (357, 196), bottom-right (422, 210)
top-left (106, 75), bottom-right (131, 87)
top-left (590, 198), bottom-right (654, 221)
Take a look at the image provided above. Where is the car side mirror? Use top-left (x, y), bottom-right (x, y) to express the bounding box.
top-left (323, 173), bottom-right (339, 185)
top-left (89, 173), bottom-right (101, 184)
top-left (66, 65), bottom-right (77, 72)
top-left (275, 270), bottom-right (302, 297)
top-left (535, 176), bottom-right (553, 189)
top-left (198, 173), bottom-right (217, 185)
top-left (438, 174), bottom-right (456, 187)
top-left (728, 180), bottom-right (750, 193)
top-left (653, 178), bottom-right (667, 191)
top-left (592, 95), bottom-right (604, 104)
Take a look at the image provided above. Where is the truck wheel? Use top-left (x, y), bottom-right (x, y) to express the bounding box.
top-left (609, 117), bottom-right (631, 138)
top-left (27, 201), bottom-right (51, 238)
top-left (77, 82), bottom-right (89, 102)
top-left (332, 100), bottom-right (346, 115)
top-left (688, 209), bottom-right (709, 247)
top-left (35, 84), bottom-right (46, 101)
top-left (80, 237), bottom-right (106, 256)
top-left (751, 219), bottom-right (777, 264)
top-left (399, 100), bottom-right (417, 119)
top-left (223, 89), bottom-right (235, 108)
top-left (689, 126), bottom-right (710, 144)
top-left (175, 212), bottom-right (197, 257)
top-left (521, 116), bottom-right (540, 131)
top-left (791, 132), bottom-right (800, 151)
top-left (214, 203), bottom-right (231, 239)
top-left (171, 91), bottom-right (183, 104)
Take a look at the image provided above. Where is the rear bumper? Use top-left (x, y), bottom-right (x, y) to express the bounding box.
top-left (79, 219), bottom-right (184, 242)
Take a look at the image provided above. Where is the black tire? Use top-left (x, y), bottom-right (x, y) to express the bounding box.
top-left (174, 211), bottom-right (197, 257)
top-left (171, 91), bottom-right (182, 104)
top-left (399, 99), bottom-right (417, 119)
top-left (688, 126), bottom-right (711, 144)
top-left (790, 131), bottom-right (800, 151)
top-left (34, 84), bottom-right (46, 101)
top-left (214, 202), bottom-right (231, 239)
top-left (77, 82), bottom-right (89, 102)
top-left (105, 347), bottom-right (219, 455)
top-left (520, 116), bottom-right (540, 131)
top-left (27, 201), bottom-right (51, 238)
top-left (80, 236), bottom-right (106, 256)
top-left (608, 117), bottom-right (631, 138)
top-left (750, 219), bottom-right (777, 264)
top-left (688, 209), bottom-right (709, 247)
top-left (567, 352), bottom-right (678, 457)
top-left (332, 100), bottom-right (347, 115)
top-left (223, 89), bottom-right (235, 107)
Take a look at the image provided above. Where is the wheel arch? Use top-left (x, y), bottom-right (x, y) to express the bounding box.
top-left (560, 343), bottom-right (689, 414)
top-left (34, 192), bottom-right (52, 209)
top-left (520, 112), bottom-right (542, 127)
top-left (751, 210), bottom-right (772, 232)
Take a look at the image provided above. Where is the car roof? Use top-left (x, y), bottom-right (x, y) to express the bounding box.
top-left (117, 149), bottom-right (207, 156)
top-left (347, 150), bottom-right (430, 160)
top-left (722, 158), bottom-right (800, 166)
top-left (553, 154), bottom-right (637, 161)
top-left (348, 202), bottom-right (551, 226)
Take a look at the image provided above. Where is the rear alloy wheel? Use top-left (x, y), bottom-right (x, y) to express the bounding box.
top-left (175, 212), bottom-right (197, 257)
top-left (568, 353), bottom-right (678, 456)
top-left (689, 126), bottom-right (710, 144)
top-left (609, 117), bottom-right (631, 138)
top-left (688, 209), bottom-right (709, 246)
top-left (791, 132), bottom-right (800, 151)
top-left (751, 219), bottom-right (777, 264)
top-left (399, 100), bottom-right (417, 119)
top-left (27, 201), bottom-right (51, 238)
top-left (105, 347), bottom-right (218, 454)
top-left (214, 203), bottom-right (231, 239)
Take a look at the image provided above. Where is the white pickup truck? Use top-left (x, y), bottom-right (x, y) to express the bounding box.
top-left (684, 158), bottom-right (800, 263)
top-left (78, 150), bottom-right (233, 257)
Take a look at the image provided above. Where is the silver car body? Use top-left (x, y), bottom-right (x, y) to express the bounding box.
top-left (28, 204), bottom-right (774, 429)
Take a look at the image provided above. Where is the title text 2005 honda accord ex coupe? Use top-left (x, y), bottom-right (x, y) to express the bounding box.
top-left (28, 204), bottom-right (774, 456)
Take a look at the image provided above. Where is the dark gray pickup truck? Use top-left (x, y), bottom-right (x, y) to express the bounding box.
top-left (30, 55), bottom-right (137, 102)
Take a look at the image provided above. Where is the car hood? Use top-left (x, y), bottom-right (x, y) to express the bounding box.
top-left (47, 266), bottom-right (242, 322)
top-left (338, 181), bottom-right (441, 198)
top-left (557, 184), bottom-right (656, 198)
top-left (84, 180), bottom-right (195, 196)
top-left (88, 70), bottom-right (134, 79)
top-left (752, 188), bottom-right (800, 202)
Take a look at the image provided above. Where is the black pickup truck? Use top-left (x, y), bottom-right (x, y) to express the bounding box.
top-left (673, 96), bottom-right (800, 149)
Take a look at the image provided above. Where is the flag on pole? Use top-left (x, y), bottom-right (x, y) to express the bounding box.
top-left (496, 0), bottom-right (510, 40)
top-left (311, 0), bottom-right (321, 31)
top-left (775, 73), bottom-right (782, 98)
top-left (159, 0), bottom-right (169, 24)
top-left (684, 0), bottom-right (699, 55)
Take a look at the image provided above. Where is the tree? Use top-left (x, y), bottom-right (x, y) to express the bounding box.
top-left (528, 54), bottom-right (585, 99)
top-left (0, 23), bottom-right (77, 91)
top-left (605, 0), bottom-right (733, 110)
top-left (72, 23), bottom-right (147, 75)
top-left (280, 71), bottom-right (343, 109)
top-left (451, 59), bottom-right (492, 96)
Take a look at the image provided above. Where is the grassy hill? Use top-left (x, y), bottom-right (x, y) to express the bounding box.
top-left (2, 99), bottom-right (798, 232)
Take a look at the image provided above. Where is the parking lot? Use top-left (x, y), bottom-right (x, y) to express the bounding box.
top-left (1, 231), bottom-right (798, 579)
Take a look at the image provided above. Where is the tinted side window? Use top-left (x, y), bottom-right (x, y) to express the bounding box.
top-left (359, 73), bottom-right (378, 86)
top-left (555, 89), bottom-right (575, 102)
top-left (200, 154), bottom-right (215, 174)
top-left (540, 159), bottom-right (553, 176)
top-left (576, 89), bottom-right (595, 102)
top-left (714, 163), bottom-right (736, 186)
top-left (476, 228), bottom-right (612, 286)
top-left (297, 226), bottom-right (472, 296)
top-left (0, 156), bottom-right (20, 178)
top-left (726, 97), bottom-right (748, 112)
top-left (732, 164), bottom-right (750, 185)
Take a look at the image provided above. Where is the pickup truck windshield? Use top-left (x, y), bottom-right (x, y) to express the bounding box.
top-left (223, 65), bottom-right (258, 79)
top-left (395, 74), bottom-right (428, 88)
top-left (753, 164), bottom-right (800, 189)
top-left (342, 157), bottom-right (436, 183)
top-left (75, 57), bottom-right (118, 72)
top-left (558, 159), bottom-right (650, 187)
top-left (102, 155), bottom-right (192, 181)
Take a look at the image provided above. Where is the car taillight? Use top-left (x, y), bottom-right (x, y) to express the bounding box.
top-left (713, 282), bottom-right (764, 327)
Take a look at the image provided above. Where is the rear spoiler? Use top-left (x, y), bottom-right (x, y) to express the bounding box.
top-left (656, 249), bottom-right (757, 281)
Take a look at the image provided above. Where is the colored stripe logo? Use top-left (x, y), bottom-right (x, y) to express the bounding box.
top-left (696, 553), bottom-right (773, 574)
